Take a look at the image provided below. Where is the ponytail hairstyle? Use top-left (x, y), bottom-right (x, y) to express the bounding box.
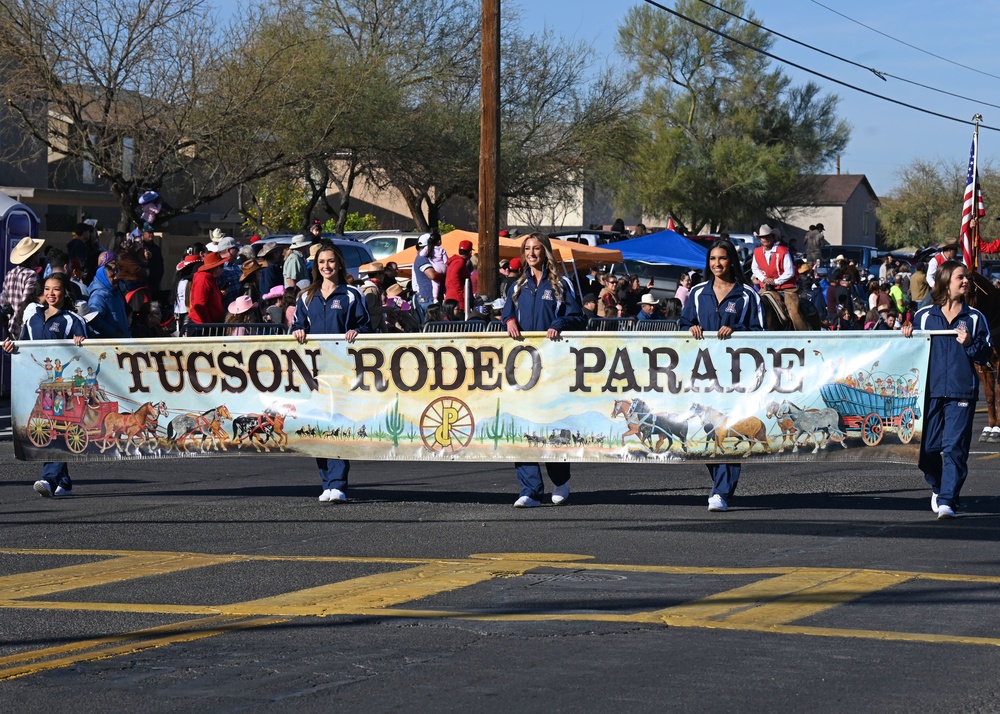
top-left (510, 232), bottom-right (563, 309)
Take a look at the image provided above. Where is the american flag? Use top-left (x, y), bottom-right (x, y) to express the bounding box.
top-left (961, 138), bottom-right (985, 268)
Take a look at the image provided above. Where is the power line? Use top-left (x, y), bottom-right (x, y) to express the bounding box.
top-left (695, 0), bottom-right (1000, 112)
top-left (638, 0), bottom-right (1000, 132)
top-left (808, 0), bottom-right (1000, 83)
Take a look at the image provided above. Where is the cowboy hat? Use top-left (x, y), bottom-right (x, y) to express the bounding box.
top-left (309, 243), bottom-right (323, 262)
top-left (755, 224), bottom-right (775, 237)
top-left (386, 283), bottom-right (404, 298)
top-left (208, 228), bottom-right (225, 243)
top-left (240, 259), bottom-right (263, 282)
top-left (263, 285), bottom-right (285, 301)
top-left (290, 234), bottom-right (313, 250)
top-left (176, 254), bottom-right (202, 271)
top-left (365, 262), bottom-right (385, 275)
top-left (939, 241), bottom-right (959, 252)
top-left (199, 252), bottom-right (226, 271)
top-left (640, 293), bottom-right (659, 306)
top-left (10, 236), bottom-right (45, 265)
top-left (256, 241), bottom-right (281, 259)
top-left (227, 295), bottom-right (257, 315)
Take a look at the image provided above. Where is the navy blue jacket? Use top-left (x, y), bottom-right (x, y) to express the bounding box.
top-left (913, 303), bottom-right (993, 398)
top-left (679, 279), bottom-right (764, 332)
top-left (291, 283), bottom-right (371, 336)
top-left (20, 306), bottom-right (88, 341)
top-left (501, 270), bottom-right (585, 332)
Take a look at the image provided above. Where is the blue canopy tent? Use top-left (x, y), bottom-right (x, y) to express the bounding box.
top-left (613, 230), bottom-right (708, 269)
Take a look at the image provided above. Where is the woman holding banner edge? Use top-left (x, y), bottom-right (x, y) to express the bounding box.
top-left (292, 241), bottom-right (371, 503)
top-left (902, 260), bottom-right (992, 519)
top-left (502, 232), bottom-right (586, 508)
top-left (680, 239), bottom-right (764, 512)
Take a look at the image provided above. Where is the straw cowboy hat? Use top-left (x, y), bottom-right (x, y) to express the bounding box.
top-left (10, 236), bottom-right (44, 265)
top-left (256, 241), bottom-right (282, 259)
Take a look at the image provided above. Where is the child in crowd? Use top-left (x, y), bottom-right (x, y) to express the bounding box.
top-left (261, 285), bottom-right (285, 325)
top-left (225, 295), bottom-right (262, 335)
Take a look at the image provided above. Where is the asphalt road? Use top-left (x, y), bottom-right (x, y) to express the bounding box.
top-left (2, 422), bottom-right (1000, 713)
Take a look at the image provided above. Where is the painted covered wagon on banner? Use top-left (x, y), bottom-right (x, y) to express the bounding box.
top-left (819, 382), bottom-right (919, 447)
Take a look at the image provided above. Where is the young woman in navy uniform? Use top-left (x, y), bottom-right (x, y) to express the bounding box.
top-left (679, 239), bottom-right (764, 511)
top-left (501, 233), bottom-right (586, 507)
top-left (291, 241), bottom-right (371, 503)
top-left (902, 260), bottom-right (992, 519)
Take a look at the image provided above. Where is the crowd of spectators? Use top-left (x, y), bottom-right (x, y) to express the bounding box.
top-left (1, 220), bottom-right (980, 343)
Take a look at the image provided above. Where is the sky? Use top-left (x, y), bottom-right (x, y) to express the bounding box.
top-left (511, 0), bottom-right (1000, 199)
top-left (213, 0), bottom-right (1000, 200)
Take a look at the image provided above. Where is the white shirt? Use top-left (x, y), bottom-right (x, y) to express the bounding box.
top-left (925, 252), bottom-right (961, 288)
top-left (751, 246), bottom-right (794, 285)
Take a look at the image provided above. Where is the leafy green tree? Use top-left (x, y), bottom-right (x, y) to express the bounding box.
top-left (614, 0), bottom-right (849, 234)
top-left (878, 159), bottom-right (1000, 249)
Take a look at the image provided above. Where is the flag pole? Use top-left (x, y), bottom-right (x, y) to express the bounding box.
top-left (972, 113), bottom-right (983, 272)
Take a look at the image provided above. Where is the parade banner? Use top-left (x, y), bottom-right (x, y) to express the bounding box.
top-left (11, 332), bottom-right (932, 465)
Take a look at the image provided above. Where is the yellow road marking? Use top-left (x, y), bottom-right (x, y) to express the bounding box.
top-left (0, 553), bottom-right (235, 600)
top-left (0, 615), bottom-right (287, 682)
top-left (224, 556), bottom-right (569, 617)
top-left (3, 549), bottom-right (1000, 683)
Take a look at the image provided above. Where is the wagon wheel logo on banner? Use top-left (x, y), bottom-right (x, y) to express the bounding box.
top-left (420, 397), bottom-right (474, 453)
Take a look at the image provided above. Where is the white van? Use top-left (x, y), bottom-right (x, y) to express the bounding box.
top-left (362, 232), bottom-right (422, 261)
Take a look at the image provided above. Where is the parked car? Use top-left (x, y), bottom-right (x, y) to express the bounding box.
top-left (548, 230), bottom-right (629, 246)
top-left (362, 232), bottom-right (421, 261)
top-left (257, 234), bottom-right (375, 279)
top-left (606, 260), bottom-right (688, 303)
top-left (696, 233), bottom-right (759, 261)
top-left (821, 244), bottom-right (879, 273)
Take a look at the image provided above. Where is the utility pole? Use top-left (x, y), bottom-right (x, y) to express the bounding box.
top-left (478, 0), bottom-right (500, 299)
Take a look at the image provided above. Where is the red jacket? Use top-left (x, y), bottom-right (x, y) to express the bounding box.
top-left (445, 254), bottom-right (471, 310)
top-left (188, 270), bottom-right (224, 324)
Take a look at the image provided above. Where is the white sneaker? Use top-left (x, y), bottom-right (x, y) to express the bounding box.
top-left (937, 504), bottom-right (956, 519)
top-left (551, 482), bottom-right (570, 506)
top-left (33, 480), bottom-right (53, 498)
top-left (54, 486), bottom-right (73, 497)
top-left (514, 495), bottom-right (541, 508)
top-left (318, 489), bottom-right (347, 503)
top-left (707, 494), bottom-right (728, 512)
top-left (931, 493), bottom-right (939, 514)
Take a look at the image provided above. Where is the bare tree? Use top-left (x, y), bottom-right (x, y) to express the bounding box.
top-left (0, 0), bottom-right (341, 228)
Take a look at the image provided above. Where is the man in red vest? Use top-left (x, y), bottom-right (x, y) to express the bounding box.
top-left (926, 241), bottom-right (959, 291)
top-left (751, 224), bottom-right (808, 330)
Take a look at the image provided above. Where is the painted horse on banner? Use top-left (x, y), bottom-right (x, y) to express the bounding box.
top-left (610, 398), bottom-right (689, 453)
top-left (99, 401), bottom-right (168, 454)
top-left (690, 403), bottom-right (769, 455)
top-left (232, 404), bottom-right (297, 452)
top-left (167, 405), bottom-right (233, 453)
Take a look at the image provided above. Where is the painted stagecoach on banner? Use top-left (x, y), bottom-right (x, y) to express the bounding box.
top-left (26, 377), bottom-right (120, 454)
